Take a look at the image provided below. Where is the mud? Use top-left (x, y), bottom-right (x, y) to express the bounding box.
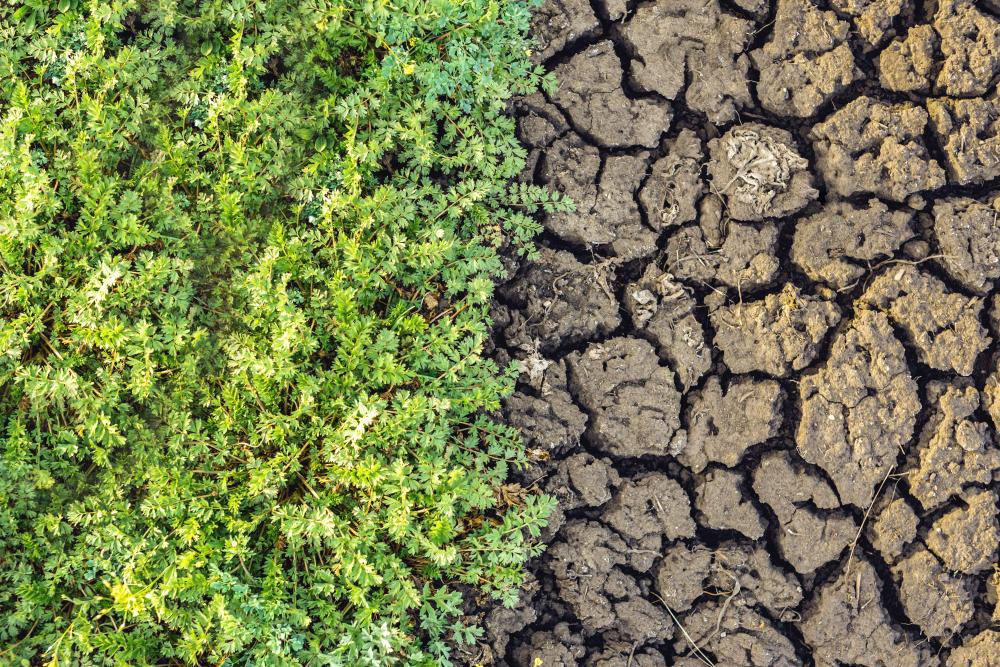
top-left (459, 0), bottom-right (1000, 664)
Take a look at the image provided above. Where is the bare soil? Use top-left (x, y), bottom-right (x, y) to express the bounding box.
top-left (461, 0), bottom-right (1000, 664)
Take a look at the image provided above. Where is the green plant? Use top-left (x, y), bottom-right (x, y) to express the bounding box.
top-left (0, 0), bottom-right (569, 663)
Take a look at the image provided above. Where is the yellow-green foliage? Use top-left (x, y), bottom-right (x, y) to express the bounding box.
top-left (0, 0), bottom-right (568, 663)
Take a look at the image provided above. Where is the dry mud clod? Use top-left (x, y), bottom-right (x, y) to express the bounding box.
top-left (751, 0), bottom-right (859, 118)
top-left (810, 96), bottom-right (946, 201)
top-left (551, 41), bottom-right (671, 149)
top-left (710, 283), bottom-right (841, 377)
top-left (619, 0), bottom-right (753, 124)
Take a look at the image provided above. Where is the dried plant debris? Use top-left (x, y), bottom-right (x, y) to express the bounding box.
top-left (859, 265), bottom-right (991, 376)
top-left (711, 284), bottom-right (841, 377)
top-left (894, 547), bottom-right (976, 640)
top-left (638, 129), bottom-right (705, 231)
top-left (810, 96), bottom-right (946, 201)
top-left (620, 0), bottom-right (752, 124)
top-left (801, 557), bottom-right (931, 667)
top-left (932, 196), bottom-right (1000, 295)
top-left (540, 133), bottom-right (658, 258)
top-left (928, 94), bottom-right (1000, 185)
top-left (753, 451), bottom-right (858, 574)
top-left (796, 310), bottom-right (920, 508)
top-left (751, 0), bottom-right (859, 117)
top-left (665, 221), bottom-right (781, 290)
top-left (530, 0), bottom-right (601, 62)
top-left (708, 123), bottom-right (818, 221)
top-left (680, 376), bottom-right (784, 472)
top-left (927, 489), bottom-right (1000, 574)
top-left (695, 467), bottom-right (766, 539)
top-left (551, 41), bottom-right (671, 148)
top-left (907, 381), bottom-right (1000, 511)
top-left (624, 264), bottom-right (709, 390)
top-left (791, 199), bottom-right (914, 289)
top-left (567, 338), bottom-right (685, 458)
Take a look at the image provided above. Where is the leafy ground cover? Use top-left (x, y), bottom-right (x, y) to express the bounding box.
top-left (0, 1), bottom-right (567, 663)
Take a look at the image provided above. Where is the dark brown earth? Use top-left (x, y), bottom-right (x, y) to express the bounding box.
top-left (460, 0), bottom-right (1000, 664)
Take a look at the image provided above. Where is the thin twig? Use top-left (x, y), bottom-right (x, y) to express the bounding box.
top-left (652, 593), bottom-right (716, 666)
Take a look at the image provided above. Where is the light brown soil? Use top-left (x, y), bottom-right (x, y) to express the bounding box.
top-left (461, 0), bottom-right (1000, 664)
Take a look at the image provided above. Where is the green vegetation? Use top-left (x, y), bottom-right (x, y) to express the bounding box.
top-left (0, 0), bottom-right (567, 663)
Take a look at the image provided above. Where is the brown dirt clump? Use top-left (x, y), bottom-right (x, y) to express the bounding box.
top-left (694, 467), bottom-right (766, 539)
top-left (894, 547), bottom-right (977, 639)
top-left (672, 601), bottom-right (800, 666)
top-left (933, 195), bottom-right (1000, 295)
top-left (809, 96), bottom-right (946, 201)
top-left (753, 451), bottom-right (858, 574)
top-left (680, 375), bottom-right (783, 472)
top-left (567, 338), bottom-right (685, 458)
top-left (879, 0), bottom-right (1000, 95)
top-left (791, 198), bottom-right (913, 289)
top-left (529, 0), bottom-right (600, 62)
top-left (539, 133), bottom-right (658, 258)
top-left (935, 0), bottom-right (1000, 97)
top-left (859, 265), bottom-right (991, 376)
top-left (927, 490), bottom-right (1000, 574)
top-left (638, 129), bottom-right (704, 231)
top-left (659, 543), bottom-right (803, 665)
top-left (547, 520), bottom-right (677, 647)
top-left (867, 497), bottom-right (919, 564)
top-left (619, 0), bottom-right (752, 124)
top-left (503, 360), bottom-right (588, 454)
top-left (879, 24), bottom-right (939, 93)
top-left (500, 248), bottom-right (619, 354)
top-left (831, 0), bottom-right (907, 47)
top-left (801, 557), bottom-right (931, 666)
top-left (948, 630), bottom-right (1000, 666)
top-left (711, 284), bottom-right (841, 376)
top-left (751, 0), bottom-right (859, 117)
top-left (927, 94), bottom-right (1000, 185)
top-left (796, 309), bottom-right (920, 508)
top-left (605, 474), bottom-right (695, 571)
top-left (664, 221), bottom-right (781, 290)
top-left (907, 381), bottom-right (1000, 511)
top-left (624, 265), bottom-right (709, 390)
top-left (551, 41), bottom-right (671, 148)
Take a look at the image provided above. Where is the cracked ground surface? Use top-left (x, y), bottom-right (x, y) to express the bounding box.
top-left (460, 0), bottom-right (1000, 664)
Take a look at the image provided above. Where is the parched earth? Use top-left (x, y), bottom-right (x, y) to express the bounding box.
top-left (462, 0), bottom-right (1000, 664)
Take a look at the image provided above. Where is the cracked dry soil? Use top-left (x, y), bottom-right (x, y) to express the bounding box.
top-left (463, 0), bottom-right (1000, 665)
